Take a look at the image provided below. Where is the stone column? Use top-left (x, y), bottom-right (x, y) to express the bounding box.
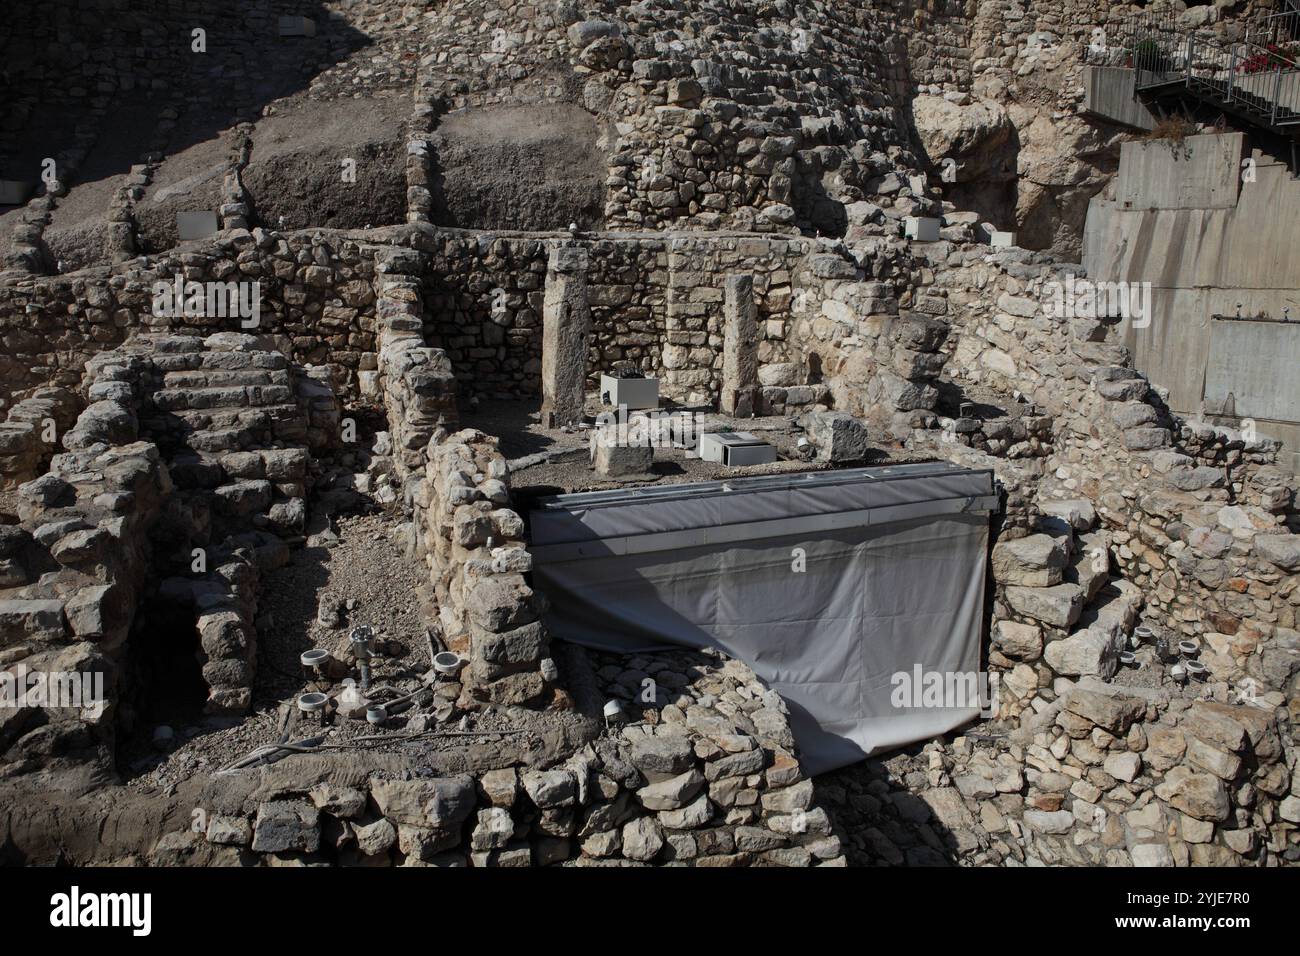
top-left (540, 245), bottom-right (591, 429)
top-left (721, 273), bottom-right (759, 416)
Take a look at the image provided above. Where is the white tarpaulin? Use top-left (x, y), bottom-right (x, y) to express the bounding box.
top-left (528, 463), bottom-right (997, 774)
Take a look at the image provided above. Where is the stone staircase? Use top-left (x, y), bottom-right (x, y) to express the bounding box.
top-left (79, 332), bottom-right (342, 715)
top-left (90, 332), bottom-right (339, 545)
top-left (1092, 11), bottom-right (1300, 136)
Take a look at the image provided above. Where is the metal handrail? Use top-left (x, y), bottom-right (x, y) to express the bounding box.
top-left (1248, 9), bottom-right (1300, 49)
top-left (1085, 11), bottom-right (1300, 128)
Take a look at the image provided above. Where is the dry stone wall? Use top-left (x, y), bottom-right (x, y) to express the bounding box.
top-left (0, 227), bottom-right (382, 401)
top-left (876, 226), bottom-right (1300, 864)
top-left (411, 427), bottom-right (553, 709)
top-left (147, 651), bottom-right (843, 867)
top-left (408, 0), bottom-right (968, 236)
top-left (0, 376), bottom-right (171, 780)
top-left (0, 327), bottom-right (346, 782)
top-left (370, 248), bottom-right (459, 476)
top-left (0, 388), bottom-right (79, 489)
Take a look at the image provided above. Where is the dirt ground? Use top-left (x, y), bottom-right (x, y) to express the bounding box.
top-left (430, 101), bottom-right (606, 231)
top-left (121, 497), bottom-right (597, 794)
top-left (122, 508), bottom-right (441, 786)
top-left (242, 96), bottom-right (410, 232)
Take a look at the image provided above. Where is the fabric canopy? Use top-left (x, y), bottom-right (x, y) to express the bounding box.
top-left (529, 463), bottom-right (997, 774)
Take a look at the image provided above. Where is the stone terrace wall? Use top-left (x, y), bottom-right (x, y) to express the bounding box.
top-left (413, 0), bottom-right (956, 236)
top-left (0, 227), bottom-right (381, 400)
top-left (0, 378), bottom-right (171, 779)
top-left (147, 652), bottom-right (844, 867)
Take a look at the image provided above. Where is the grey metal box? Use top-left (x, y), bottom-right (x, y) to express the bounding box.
top-left (904, 216), bottom-right (941, 241)
top-left (600, 373), bottom-right (659, 410)
top-left (699, 431), bottom-right (777, 466)
top-left (177, 211), bottom-right (220, 241)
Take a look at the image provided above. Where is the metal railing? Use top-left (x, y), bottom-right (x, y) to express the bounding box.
top-left (1184, 35), bottom-right (1300, 126)
top-left (1247, 9), bottom-right (1300, 50)
top-left (1084, 10), bottom-right (1300, 128)
top-left (1082, 11), bottom-right (1187, 70)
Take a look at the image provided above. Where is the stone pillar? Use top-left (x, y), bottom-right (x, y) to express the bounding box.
top-left (540, 245), bottom-right (591, 429)
top-left (721, 274), bottom-right (759, 416)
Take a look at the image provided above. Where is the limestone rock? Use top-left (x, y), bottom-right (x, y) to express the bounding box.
top-left (992, 534), bottom-right (1068, 586)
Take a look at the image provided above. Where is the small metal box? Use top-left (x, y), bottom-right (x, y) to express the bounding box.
top-left (904, 216), bottom-right (941, 241)
top-left (699, 432), bottom-right (777, 467)
top-left (600, 373), bottom-right (659, 410)
top-left (176, 211), bottom-right (220, 241)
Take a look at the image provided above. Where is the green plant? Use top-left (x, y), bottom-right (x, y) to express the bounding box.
top-left (1130, 37), bottom-right (1171, 73)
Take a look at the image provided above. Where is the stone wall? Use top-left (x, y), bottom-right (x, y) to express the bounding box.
top-left (406, 0), bottom-right (967, 237)
top-left (0, 327), bottom-right (349, 783)
top-left (2, 223), bottom-right (947, 429)
top-left (820, 678), bottom-right (1296, 866)
top-left (78, 331), bottom-right (341, 717)
top-left (0, 379), bottom-right (171, 779)
top-left (412, 229), bottom-right (815, 403)
top-left (146, 651), bottom-right (844, 867)
top-left (875, 226), bottom-right (1300, 862)
top-left (411, 428), bottom-right (552, 709)
top-left (0, 388), bottom-right (79, 490)
top-left (0, 227), bottom-right (382, 400)
top-left (370, 248), bottom-right (460, 476)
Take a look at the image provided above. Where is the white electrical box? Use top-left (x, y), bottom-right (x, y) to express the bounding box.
top-left (989, 231), bottom-right (1016, 248)
top-left (904, 217), bottom-right (941, 241)
top-left (600, 374), bottom-right (659, 410)
top-left (177, 211), bottom-right (220, 241)
top-left (699, 432), bottom-right (777, 467)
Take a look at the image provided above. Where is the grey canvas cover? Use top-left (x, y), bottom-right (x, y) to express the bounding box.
top-left (528, 463), bottom-right (998, 774)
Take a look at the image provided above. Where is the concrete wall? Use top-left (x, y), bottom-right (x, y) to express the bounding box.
top-left (1084, 131), bottom-right (1300, 469)
top-left (1205, 318), bottom-right (1300, 422)
top-left (1083, 67), bottom-right (1157, 132)
top-left (1114, 132), bottom-right (1244, 210)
